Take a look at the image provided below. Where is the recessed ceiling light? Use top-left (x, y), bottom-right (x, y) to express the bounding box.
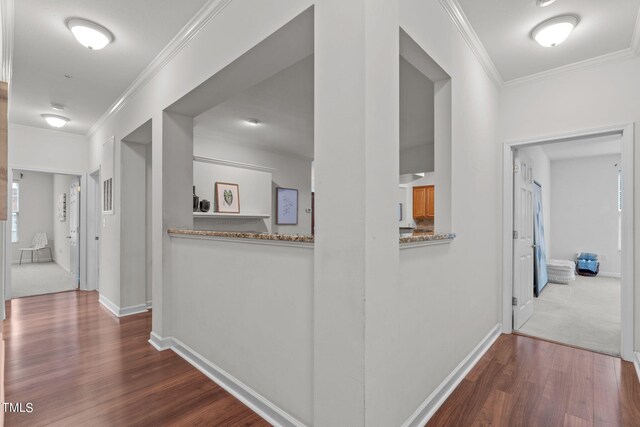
top-left (536, 0), bottom-right (557, 7)
top-left (245, 118), bottom-right (260, 126)
top-left (531, 15), bottom-right (579, 47)
top-left (66, 18), bottom-right (113, 50)
top-left (51, 104), bottom-right (65, 111)
top-left (42, 114), bottom-right (70, 128)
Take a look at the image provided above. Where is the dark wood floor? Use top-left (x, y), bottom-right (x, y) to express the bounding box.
top-left (3, 291), bottom-right (269, 426)
top-left (427, 334), bottom-right (640, 427)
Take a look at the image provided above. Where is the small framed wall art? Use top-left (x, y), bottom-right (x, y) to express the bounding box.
top-left (276, 187), bottom-right (298, 225)
top-left (215, 182), bottom-right (240, 213)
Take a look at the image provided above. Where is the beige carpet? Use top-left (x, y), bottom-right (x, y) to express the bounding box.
top-left (12, 262), bottom-right (76, 298)
top-left (518, 275), bottom-right (621, 356)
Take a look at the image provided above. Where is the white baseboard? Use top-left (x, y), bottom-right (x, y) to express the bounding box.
top-left (634, 352), bottom-right (640, 383)
top-left (148, 333), bottom-right (305, 427)
top-left (98, 294), bottom-right (148, 317)
top-left (146, 300), bottom-right (152, 309)
top-left (401, 323), bottom-right (502, 427)
top-left (598, 272), bottom-right (622, 279)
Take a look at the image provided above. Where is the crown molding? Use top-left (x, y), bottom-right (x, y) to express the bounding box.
top-left (503, 47), bottom-right (637, 87)
top-left (86, 0), bottom-right (234, 138)
top-left (1, 0), bottom-right (14, 84)
top-left (632, 5), bottom-right (640, 55)
top-left (439, 0), bottom-right (504, 89)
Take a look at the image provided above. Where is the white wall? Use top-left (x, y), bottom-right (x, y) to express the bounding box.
top-left (12, 171), bottom-right (53, 263)
top-left (519, 146), bottom-right (551, 255)
top-left (400, 144), bottom-right (434, 175)
top-left (550, 155), bottom-right (622, 275)
top-left (52, 174), bottom-right (73, 271)
top-left (168, 236), bottom-right (313, 424)
top-left (85, 0), bottom-right (502, 424)
top-left (500, 55), bottom-right (640, 350)
top-left (9, 124), bottom-right (88, 173)
top-left (193, 134), bottom-right (313, 235)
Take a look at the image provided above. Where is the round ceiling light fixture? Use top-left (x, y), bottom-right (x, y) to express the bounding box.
top-left (42, 114), bottom-right (70, 128)
top-left (536, 0), bottom-right (557, 7)
top-left (66, 18), bottom-right (113, 50)
top-left (245, 118), bottom-right (261, 126)
top-left (531, 15), bottom-right (579, 47)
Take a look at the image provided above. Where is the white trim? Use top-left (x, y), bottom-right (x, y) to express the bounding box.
top-left (598, 272), bottom-right (622, 279)
top-left (438, 0), bottom-right (503, 89)
top-left (148, 332), bottom-right (172, 351)
top-left (1, 0), bottom-right (14, 83)
top-left (168, 233), bottom-right (314, 249)
top-left (401, 323), bottom-right (502, 427)
top-left (502, 124), bottom-right (635, 361)
top-left (98, 294), bottom-right (120, 317)
top-left (98, 294), bottom-right (148, 317)
top-left (439, 0), bottom-right (640, 88)
top-left (146, 300), bottom-right (152, 309)
top-left (193, 156), bottom-right (275, 173)
top-left (503, 48), bottom-right (638, 87)
top-left (148, 334), bottom-right (306, 427)
top-left (86, 0), bottom-right (234, 137)
top-left (634, 352), bottom-right (640, 383)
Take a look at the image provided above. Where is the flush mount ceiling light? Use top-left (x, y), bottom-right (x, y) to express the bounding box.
top-left (531, 15), bottom-right (579, 47)
top-left (536, 0), bottom-right (557, 7)
top-left (42, 114), bottom-right (70, 128)
top-left (66, 18), bottom-right (113, 50)
top-left (245, 118), bottom-right (261, 126)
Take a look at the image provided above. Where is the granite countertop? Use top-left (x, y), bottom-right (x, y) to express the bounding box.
top-left (167, 228), bottom-right (315, 242)
top-left (168, 228), bottom-right (455, 245)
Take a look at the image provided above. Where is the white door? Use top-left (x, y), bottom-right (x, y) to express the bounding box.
top-left (513, 150), bottom-right (535, 330)
top-left (69, 179), bottom-right (81, 288)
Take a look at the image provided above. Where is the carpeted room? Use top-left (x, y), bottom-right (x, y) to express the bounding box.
top-left (516, 136), bottom-right (623, 356)
top-left (10, 170), bottom-right (80, 299)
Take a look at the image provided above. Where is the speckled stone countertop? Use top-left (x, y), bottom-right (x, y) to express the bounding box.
top-left (167, 228), bottom-right (315, 242)
top-left (168, 228), bottom-right (455, 245)
top-left (399, 232), bottom-right (456, 244)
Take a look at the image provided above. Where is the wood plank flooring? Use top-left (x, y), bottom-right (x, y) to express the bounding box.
top-left (427, 334), bottom-right (640, 427)
top-left (3, 291), bottom-right (270, 426)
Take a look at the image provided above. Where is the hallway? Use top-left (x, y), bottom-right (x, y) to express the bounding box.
top-left (3, 291), bottom-right (268, 426)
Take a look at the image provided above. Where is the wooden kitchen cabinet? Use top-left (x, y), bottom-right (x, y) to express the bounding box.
top-left (413, 185), bottom-right (434, 219)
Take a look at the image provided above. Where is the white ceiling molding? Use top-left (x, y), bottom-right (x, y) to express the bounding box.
top-left (86, 0), bottom-right (234, 137)
top-left (1, 0), bottom-right (14, 84)
top-left (632, 5), bottom-right (640, 55)
top-left (438, 0), bottom-right (504, 89)
top-left (503, 47), bottom-right (637, 87)
top-left (442, 0), bottom-right (640, 89)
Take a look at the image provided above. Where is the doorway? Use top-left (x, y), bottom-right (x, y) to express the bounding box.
top-left (503, 124), bottom-right (634, 360)
top-left (9, 169), bottom-right (82, 298)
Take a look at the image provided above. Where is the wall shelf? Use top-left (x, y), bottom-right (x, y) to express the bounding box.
top-left (193, 212), bottom-right (270, 219)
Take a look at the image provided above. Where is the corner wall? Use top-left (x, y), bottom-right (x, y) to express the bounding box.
top-left (500, 56), bottom-right (640, 352)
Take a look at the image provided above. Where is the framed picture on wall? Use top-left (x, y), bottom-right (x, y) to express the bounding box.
top-left (276, 187), bottom-right (298, 225)
top-left (215, 182), bottom-right (240, 213)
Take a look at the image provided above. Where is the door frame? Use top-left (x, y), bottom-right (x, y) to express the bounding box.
top-left (501, 123), bottom-right (635, 361)
top-left (87, 167), bottom-right (100, 291)
top-left (4, 165), bottom-right (89, 299)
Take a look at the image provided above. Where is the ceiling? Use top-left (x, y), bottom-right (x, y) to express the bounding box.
top-left (10, 0), bottom-right (209, 134)
top-left (458, 0), bottom-right (640, 82)
top-left (194, 55), bottom-right (434, 160)
top-left (541, 133), bottom-right (622, 161)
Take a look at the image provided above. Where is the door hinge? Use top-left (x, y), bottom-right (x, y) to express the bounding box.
top-left (513, 163), bottom-right (519, 174)
top-left (513, 230), bottom-right (518, 239)
top-left (512, 297), bottom-right (518, 306)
